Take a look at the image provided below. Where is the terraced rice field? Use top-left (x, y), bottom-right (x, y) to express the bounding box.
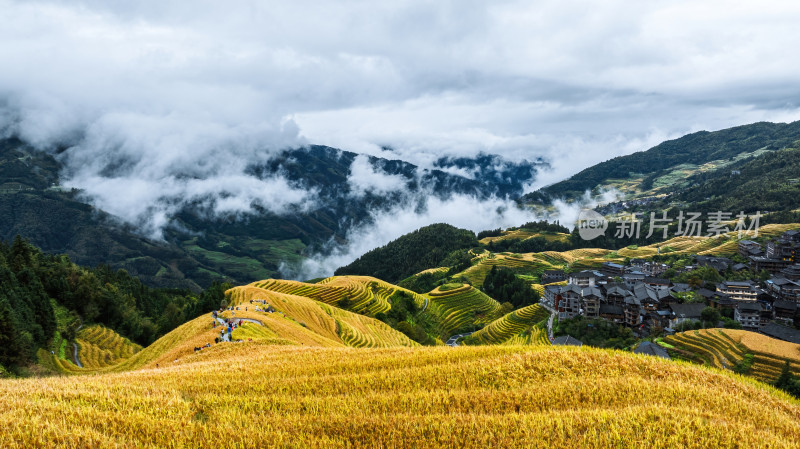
top-left (6, 344), bottom-right (800, 448)
top-left (501, 326), bottom-right (551, 346)
top-left (455, 253), bottom-right (563, 287)
top-left (229, 283), bottom-right (419, 349)
top-left (44, 283), bottom-right (418, 375)
top-left (664, 328), bottom-right (800, 382)
top-left (255, 276), bottom-right (425, 316)
top-left (426, 284), bottom-right (503, 336)
top-left (74, 325), bottom-right (142, 369)
top-left (478, 229), bottom-right (570, 245)
top-left (467, 304), bottom-right (550, 345)
top-left (470, 224), bottom-right (800, 288)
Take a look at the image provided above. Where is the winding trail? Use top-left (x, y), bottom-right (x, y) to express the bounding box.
top-left (72, 319), bottom-right (84, 367)
top-left (446, 332), bottom-right (473, 347)
top-left (72, 343), bottom-right (83, 368)
top-left (215, 316), bottom-right (263, 342)
top-left (547, 311), bottom-right (556, 343)
top-left (421, 297), bottom-right (429, 313)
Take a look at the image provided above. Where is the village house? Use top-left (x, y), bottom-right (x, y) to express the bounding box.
top-left (695, 256), bottom-right (732, 272)
top-left (750, 256), bottom-right (792, 273)
top-left (623, 295), bottom-right (643, 327)
top-left (599, 304), bottom-right (625, 324)
top-left (568, 271), bottom-right (597, 288)
top-left (643, 277), bottom-right (671, 291)
top-left (552, 335), bottom-right (583, 346)
top-left (542, 285), bottom-right (562, 309)
top-left (622, 271), bottom-right (646, 289)
top-left (738, 240), bottom-right (763, 258)
top-left (716, 280), bottom-right (758, 301)
top-left (735, 302), bottom-right (763, 330)
top-left (541, 269), bottom-right (567, 284)
top-left (604, 285), bottom-right (631, 307)
top-left (581, 286), bottom-right (603, 317)
top-left (633, 341), bottom-right (670, 359)
top-left (765, 277), bottom-right (800, 301)
top-left (668, 303), bottom-right (706, 328)
top-left (600, 262), bottom-right (625, 278)
top-left (779, 264), bottom-right (800, 281)
top-left (557, 284), bottom-right (582, 320)
top-left (773, 300), bottom-right (797, 326)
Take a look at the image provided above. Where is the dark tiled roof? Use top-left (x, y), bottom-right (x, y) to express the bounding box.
top-left (669, 303), bottom-right (706, 318)
top-left (737, 302), bottom-right (763, 313)
top-left (644, 277), bottom-right (670, 285)
top-left (634, 341), bottom-right (671, 359)
top-left (606, 285), bottom-right (632, 297)
top-left (582, 286), bottom-right (603, 298)
top-left (696, 288), bottom-right (716, 298)
top-left (721, 280), bottom-right (755, 288)
top-left (774, 300), bottom-right (798, 311)
top-left (760, 322), bottom-right (800, 345)
top-left (599, 304), bottom-right (624, 315)
top-left (552, 335), bottom-right (583, 347)
top-left (671, 283), bottom-right (691, 293)
top-left (602, 262), bottom-right (624, 269)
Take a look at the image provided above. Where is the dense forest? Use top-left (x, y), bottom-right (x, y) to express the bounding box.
top-left (334, 224), bottom-right (479, 282)
top-left (482, 266), bottom-right (539, 308)
top-left (0, 236), bottom-right (228, 374)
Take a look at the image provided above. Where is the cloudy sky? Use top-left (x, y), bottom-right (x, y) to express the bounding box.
top-left (2, 0), bottom-right (800, 274)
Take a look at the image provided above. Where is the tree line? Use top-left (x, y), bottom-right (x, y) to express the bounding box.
top-left (0, 236), bottom-right (228, 374)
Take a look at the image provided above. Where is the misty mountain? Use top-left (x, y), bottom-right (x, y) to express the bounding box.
top-left (0, 138), bottom-right (541, 290)
top-left (524, 120), bottom-right (800, 203)
top-left (646, 145), bottom-right (800, 219)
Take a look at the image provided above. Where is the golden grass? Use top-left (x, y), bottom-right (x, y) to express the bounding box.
top-left (666, 328), bottom-right (800, 383)
top-left (3, 344), bottom-right (800, 448)
top-left (74, 324), bottom-right (142, 369)
top-left (228, 283), bottom-right (419, 349)
top-left (254, 276), bottom-right (426, 316)
top-left (425, 284), bottom-right (503, 336)
top-left (468, 304), bottom-right (550, 345)
top-left (722, 329), bottom-right (800, 361)
top-left (478, 229), bottom-right (570, 245)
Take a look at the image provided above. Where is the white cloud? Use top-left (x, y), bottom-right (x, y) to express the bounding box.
top-left (2, 0), bottom-right (800, 249)
top-left (288, 193), bottom-right (544, 280)
top-left (347, 155), bottom-right (408, 197)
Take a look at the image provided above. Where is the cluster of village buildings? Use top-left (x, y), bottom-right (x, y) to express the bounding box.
top-left (540, 229), bottom-right (800, 343)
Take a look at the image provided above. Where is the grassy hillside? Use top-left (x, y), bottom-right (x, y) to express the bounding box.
top-left (4, 344), bottom-right (800, 447)
top-left (671, 146), bottom-right (800, 213)
top-left (665, 328), bottom-right (800, 383)
top-left (425, 284), bottom-right (503, 336)
top-left (254, 276), bottom-right (427, 316)
top-left (528, 120), bottom-right (800, 202)
top-left (454, 223), bottom-right (797, 287)
top-left (42, 283), bottom-right (417, 374)
top-left (252, 275), bottom-right (506, 340)
top-left (334, 223), bottom-right (478, 282)
top-left (465, 303), bottom-right (550, 345)
top-left (75, 325), bottom-right (143, 369)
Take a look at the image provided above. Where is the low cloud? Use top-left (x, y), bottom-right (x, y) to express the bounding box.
top-left (285, 194), bottom-right (540, 280)
top-left (347, 155), bottom-right (409, 197)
